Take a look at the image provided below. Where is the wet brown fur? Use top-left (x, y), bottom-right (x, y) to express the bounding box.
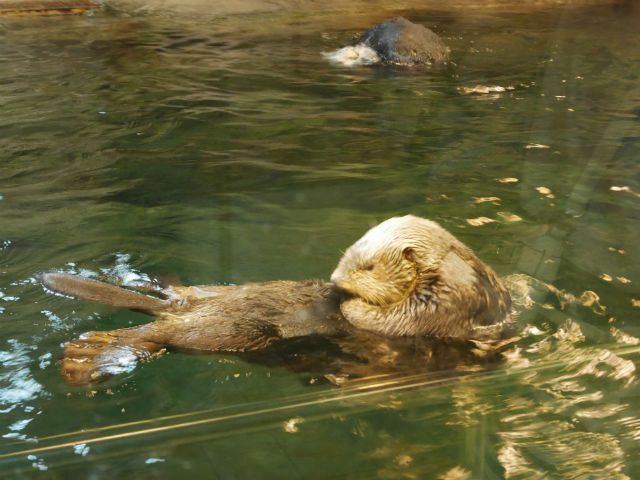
top-left (41, 215), bottom-right (514, 385)
top-left (41, 274), bottom-right (349, 385)
top-left (355, 17), bottom-right (449, 66)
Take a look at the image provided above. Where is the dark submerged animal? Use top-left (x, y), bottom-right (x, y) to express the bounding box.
top-left (355, 17), bottom-right (449, 65)
top-left (40, 215), bottom-right (514, 385)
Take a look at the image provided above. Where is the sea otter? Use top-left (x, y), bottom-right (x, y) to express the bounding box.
top-left (325, 17), bottom-right (449, 66)
top-left (40, 215), bottom-right (513, 385)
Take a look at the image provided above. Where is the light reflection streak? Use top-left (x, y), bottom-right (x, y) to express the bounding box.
top-left (2, 343), bottom-right (640, 460)
top-left (0, 373), bottom-right (461, 459)
top-left (497, 320), bottom-right (638, 479)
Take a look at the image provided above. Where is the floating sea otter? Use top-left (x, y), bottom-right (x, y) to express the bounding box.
top-left (324, 17), bottom-right (449, 66)
top-left (40, 215), bottom-right (513, 385)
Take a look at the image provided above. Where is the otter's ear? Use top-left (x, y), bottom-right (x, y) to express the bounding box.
top-left (403, 246), bottom-right (415, 263)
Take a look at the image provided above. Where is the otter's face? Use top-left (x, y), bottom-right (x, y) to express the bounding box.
top-left (331, 241), bottom-right (417, 308)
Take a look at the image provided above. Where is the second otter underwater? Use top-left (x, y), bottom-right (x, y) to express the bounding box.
top-left (40, 215), bottom-right (516, 385)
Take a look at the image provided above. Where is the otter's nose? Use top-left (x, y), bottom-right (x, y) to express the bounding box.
top-left (330, 269), bottom-right (343, 286)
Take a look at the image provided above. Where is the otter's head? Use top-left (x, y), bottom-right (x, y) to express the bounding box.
top-left (331, 215), bottom-right (457, 308)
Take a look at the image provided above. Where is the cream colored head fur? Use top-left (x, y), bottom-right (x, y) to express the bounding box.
top-left (323, 44), bottom-right (380, 66)
top-left (331, 215), bottom-right (465, 307)
top-left (331, 215), bottom-right (512, 339)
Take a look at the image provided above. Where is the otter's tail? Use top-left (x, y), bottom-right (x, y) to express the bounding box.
top-left (39, 272), bottom-right (170, 313)
top-left (62, 327), bottom-right (165, 385)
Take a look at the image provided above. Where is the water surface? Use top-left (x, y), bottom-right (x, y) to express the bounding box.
top-left (1, 2), bottom-right (639, 478)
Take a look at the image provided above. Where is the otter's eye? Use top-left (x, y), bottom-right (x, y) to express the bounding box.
top-left (362, 264), bottom-right (374, 271)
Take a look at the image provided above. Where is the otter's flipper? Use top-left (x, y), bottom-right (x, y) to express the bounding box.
top-left (39, 273), bottom-right (170, 313)
top-left (62, 326), bottom-right (165, 385)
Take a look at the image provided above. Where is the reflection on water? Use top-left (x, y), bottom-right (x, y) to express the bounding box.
top-left (0, 341), bottom-right (44, 411)
top-left (1, 0), bottom-right (640, 478)
top-left (499, 322), bottom-right (636, 479)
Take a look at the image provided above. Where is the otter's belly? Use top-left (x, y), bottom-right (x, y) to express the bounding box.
top-left (150, 280), bottom-right (348, 352)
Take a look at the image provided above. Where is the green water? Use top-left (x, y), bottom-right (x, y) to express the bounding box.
top-left (1, 2), bottom-right (640, 478)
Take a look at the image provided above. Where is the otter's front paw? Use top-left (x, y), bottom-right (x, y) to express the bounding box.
top-left (340, 298), bottom-right (379, 330)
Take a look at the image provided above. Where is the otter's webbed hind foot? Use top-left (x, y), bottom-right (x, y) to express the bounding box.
top-left (62, 328), bottom-right (165, 385)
